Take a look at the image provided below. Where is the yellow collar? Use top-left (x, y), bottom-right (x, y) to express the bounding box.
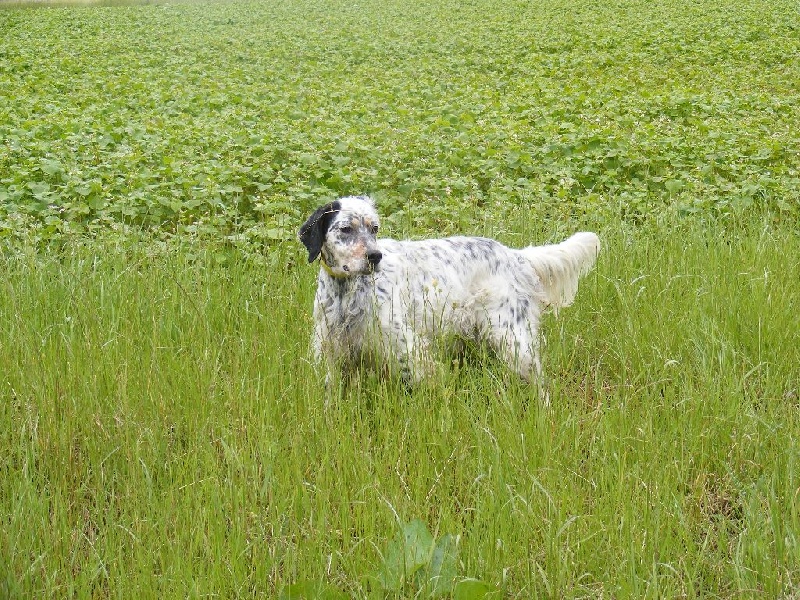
top-left (320, 257), bottom-right (348, 279)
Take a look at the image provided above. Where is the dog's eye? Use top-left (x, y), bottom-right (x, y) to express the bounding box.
top-left (371, 225), bottom-right (379, 234)
top-left (340, 226), bottom-right (353, 234)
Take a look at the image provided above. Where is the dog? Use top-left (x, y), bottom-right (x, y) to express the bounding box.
top-left (299, 196), bottom-right (600, 388)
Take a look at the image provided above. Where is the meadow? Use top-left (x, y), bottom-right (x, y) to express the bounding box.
top-left (1, 0), bottom-right (799, 597)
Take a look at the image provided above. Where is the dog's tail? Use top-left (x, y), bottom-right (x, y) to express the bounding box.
top-left (522, 232), bottom-right (600, 311)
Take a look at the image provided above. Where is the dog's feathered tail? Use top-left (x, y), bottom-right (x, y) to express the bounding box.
top-left (522, 232), bottom-right (600, 312)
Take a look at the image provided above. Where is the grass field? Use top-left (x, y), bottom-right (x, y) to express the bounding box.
top-left (2, 218), bottom-right (799, 598)
top-left (1, 0), bottom-right (800, 598)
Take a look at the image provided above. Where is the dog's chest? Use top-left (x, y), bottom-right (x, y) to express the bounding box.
top-left (316, 277), bottom-right (377, 337)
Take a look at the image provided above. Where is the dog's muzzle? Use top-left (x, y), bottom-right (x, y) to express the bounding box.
top-left (367, 250), bottom-right (383, 269)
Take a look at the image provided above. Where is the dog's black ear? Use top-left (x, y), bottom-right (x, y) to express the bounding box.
top-left (298, 201), bottom-right (341, 263)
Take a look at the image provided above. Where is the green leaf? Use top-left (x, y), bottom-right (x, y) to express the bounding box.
top-left (379, 519), bottom-right (435, 591)
top-left (421, 533), bottom-right (458, 597)
top-left (279, 580), bottom-right (347, 600)
top-left (398, 182), bottom-right (417, 197)
top-left (75, 184), bottom-right (92, 197)
top-left (27, 181), bottom-right (51, 200)
top-left (664, 179), bottom-right (684, 194)
top-left (40, 159), bottom-right (63, 176)
top-left (453, 579), bottom-right (497, 599)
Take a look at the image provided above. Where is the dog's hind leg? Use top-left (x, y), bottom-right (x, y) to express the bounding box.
top-left (490, 327), bottom-right (540, 382)
top-left (483, 305), bottom-right (551, 404)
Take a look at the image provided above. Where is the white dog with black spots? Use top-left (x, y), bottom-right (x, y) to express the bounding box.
top-left (299, 196), bottom-right (600, 389)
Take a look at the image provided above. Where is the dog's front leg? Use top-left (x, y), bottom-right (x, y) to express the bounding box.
top-left (316, 351), bottom-right (356, 406)
top-left (380, 321), bottom-right (433, 388)
top-left (312, 321), bottom-right (346, 404)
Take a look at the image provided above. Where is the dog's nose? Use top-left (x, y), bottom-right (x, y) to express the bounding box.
top-left (367, 250), bottom-right (383, 267)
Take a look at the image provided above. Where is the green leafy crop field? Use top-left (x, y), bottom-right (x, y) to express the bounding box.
top-left (1, 0), bottom-right (799, 598)
top-left (1, 0), bottom-right (799, 238)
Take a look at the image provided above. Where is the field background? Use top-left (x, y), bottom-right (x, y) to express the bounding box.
top-left (1, 0), bottom-right (799, 598)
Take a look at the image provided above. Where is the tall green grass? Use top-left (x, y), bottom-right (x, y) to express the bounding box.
top-left (2, 216), bottom-right (798, 598)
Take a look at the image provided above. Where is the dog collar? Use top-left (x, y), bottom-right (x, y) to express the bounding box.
top-left (320, 257), bottom-right (348, 279)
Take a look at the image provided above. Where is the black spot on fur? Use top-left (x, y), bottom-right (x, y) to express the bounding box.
top-left (298, 201), bottom-right (341, 263)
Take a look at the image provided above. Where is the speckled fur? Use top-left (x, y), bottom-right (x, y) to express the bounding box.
top-left (299, 196), bottom-right (600, 386)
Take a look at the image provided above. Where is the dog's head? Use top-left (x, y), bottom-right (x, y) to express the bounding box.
top-left (299, 196), bottom-right (383, 277)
